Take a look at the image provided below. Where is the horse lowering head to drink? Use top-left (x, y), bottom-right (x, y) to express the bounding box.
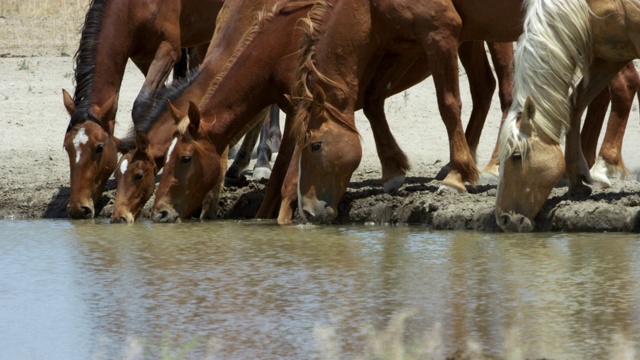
top-left (62, 0), bottom-right (220, 219)
top-left (496, 0), bottom-right (640, 232)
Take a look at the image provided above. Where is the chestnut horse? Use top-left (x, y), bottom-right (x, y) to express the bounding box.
top-left (146, 0), bottom-right (515, 223)
top-left (289, 0), bottom-right (637, 224)
top-left (62, 0), bottom-right (221, 219)
top-left (496, 0), bottom-right (640, 231)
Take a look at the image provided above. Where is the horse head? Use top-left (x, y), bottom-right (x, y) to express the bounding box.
top-left (111, 131), bottom-right (158, 223)
top-left (151, 101), bottom-right (223, 223)
top-left (63, 89), bottom-right (121, 219)
top-left (495, 97), bottom-right (565, 232)
top-left (294, 86), bottom-right (362, 224)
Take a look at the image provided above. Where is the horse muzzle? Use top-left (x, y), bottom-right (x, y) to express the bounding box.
top-left (496, 212), bottom-right (534, 232)
top-left (110, 211), bottom-right (135, 224)
top-left (67, 202), bottom-right (95, 219)
top-left (151, 207), bottom-right (181, 223)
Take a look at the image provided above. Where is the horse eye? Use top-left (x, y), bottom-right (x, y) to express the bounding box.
top-left (310, 142), bottom-right (322, 152)
top-left (96, 144), bottom-right (104, 154)
top-left (134, 172), bottom-right (143, 180)
top-left (181, 156), bottom-right (192, 164)
top-left (511, 152), bottom-right (522, 161)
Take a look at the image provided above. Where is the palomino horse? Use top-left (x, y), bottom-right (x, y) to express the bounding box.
top-left (63, 0), bottom-right (221, 219)
top-left (289, 0), bottom-right (637, 224)
top-left (145, 0), bottom-right (514, 223)
top-left (496, 0), bottom-right (640, 232)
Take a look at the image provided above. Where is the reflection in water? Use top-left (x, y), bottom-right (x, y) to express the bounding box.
top-left (0, 220), bottom-right (639, 359)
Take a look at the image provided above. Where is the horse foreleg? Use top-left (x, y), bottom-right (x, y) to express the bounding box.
top-left (256, 113), bottom-right (296, 221)
top-left (590, 62), bottom-right (639, 188)
top-left (420, 29), bottom-right (478, 191)
top-left (580, 86), bottom-right (609, 168)
top-left (566, 59), bottom-right (626, 197)
top-left (481, 42), bottom-right (514, 180)
top-left (132, 41), bottom-right (181, 121)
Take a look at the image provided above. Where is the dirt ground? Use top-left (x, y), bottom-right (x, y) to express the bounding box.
top-left (2, 13), bottom-right (640, 231)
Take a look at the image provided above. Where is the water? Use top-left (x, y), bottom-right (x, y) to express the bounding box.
top-left (1, 220), bottom-right (639, 359)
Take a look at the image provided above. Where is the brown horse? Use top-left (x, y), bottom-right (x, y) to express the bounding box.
top-left (110, 0), bottom-right (291, 223)
top-left (63, 0), bottom-right (221, 219)
top-left (496, 0), bottom-right (640, 231)
top-left (289, 0), bottom-right (637, 224)
top-left (148, 2), bottom-right (514, 223)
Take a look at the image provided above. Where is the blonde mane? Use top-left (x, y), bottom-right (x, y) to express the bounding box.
top-left (498, 0), bottom-right (592, 160)
top-left (291, 0), bottom-right (357, 149)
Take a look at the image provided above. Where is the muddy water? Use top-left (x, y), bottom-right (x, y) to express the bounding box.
top-left (1, 220), bottom-right (639, 359)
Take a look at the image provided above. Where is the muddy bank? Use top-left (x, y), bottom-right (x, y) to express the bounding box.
top-left (4, 160), bottom-right (640, 232)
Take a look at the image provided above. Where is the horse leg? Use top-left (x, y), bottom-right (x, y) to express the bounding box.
top-left (565, 59), bottom-right (627, 197)
top-left (253, 105), bottom-right (281, 180)
top-left (132, 40), bottom-right (181, 121)
top-left (481, 42), bottom-right (514, 179)
top-left (435, 41), bottom-right (494, 181)
top-left (418, 21), bottom-right (478, 191)
top-left (362, 56), bottom-right (412, 193)
top-left (580, 87), bottom-right (609, 168)
top-left (590, 62), bottom-right (639, 188)
top-left (460, 41), bottom-right (495, 161)
top-left (256, 113), bottom-right (296, 220)
top-left (173, 48), bottom-right (190, 80)
top-left (225, 118), bottom-right (263, 184)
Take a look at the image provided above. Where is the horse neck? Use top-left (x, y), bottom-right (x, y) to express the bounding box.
top-left (197, 13), bottom-right (304, 151)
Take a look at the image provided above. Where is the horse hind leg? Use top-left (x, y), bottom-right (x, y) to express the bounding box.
top-left (253, 105), bottom-right (281, 180)
top-left (589, 62), bottom-right (639, 188)
top-left (480, 42), bottom-right (514, 182)
top-left (225, 118), bottom-right (262, 185)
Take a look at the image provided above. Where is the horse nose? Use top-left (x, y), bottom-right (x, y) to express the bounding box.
top-left (152, 208), bottom-right (179, 223)
top-left (497, 213), bottom-right (534, 232)
top-left (497, 214), bottom-right (511, 229)
top-left (110, 216), bottom-right (128, 224)
top-left (306, 204), bottom-right (336, 224)
top-left (82, 206), bottom-right (94, 218)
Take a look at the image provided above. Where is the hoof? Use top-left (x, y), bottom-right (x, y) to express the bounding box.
top-left (589, 157), bottom-right (612, 189)
top-left (567, 183), bottom-right (592, 198)
top-left (434, 163), bottom-right (450, 181)
top-left (253, 166), bottom-right (272, 180)
top-left (477, 172), bottom-right (499, 185)
top-left (383, 175), bottom-right (405, 193)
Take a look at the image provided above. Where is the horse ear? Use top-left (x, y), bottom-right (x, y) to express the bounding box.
top-left (62, 89), bottom-right (75, 116)
top-left (187, 101), bottom-right (201, 132)
top-left (520, 96), bottom-right (536, 136)
top-left (135, 130), bottom-right (150, 154)
top-left (310, 86), bottom-right (326, 118)
top-left (91, 93), bottom-right (118, 133)
top-left (112, 135), bottom-right (128, 154)
top-left (168, 100), bottom-right (186, 124)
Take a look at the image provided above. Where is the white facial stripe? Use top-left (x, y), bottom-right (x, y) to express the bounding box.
top-left (166, 137), bottom-right (178, 164)
top-left (120, 159), bottom-right (129, 175)
top-left (73, 128), bottom-right (89, 163)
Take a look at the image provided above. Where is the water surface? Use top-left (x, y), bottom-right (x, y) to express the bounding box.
top-left (1, 220), bottom-right (639, 359)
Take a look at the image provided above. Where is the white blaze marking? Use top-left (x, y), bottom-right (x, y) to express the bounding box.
top-left (166, 137), bottom-right (178, 164)
top-left (73, 128), bottom-right (89, 163)
top-left (120, 159), bottom-right (129, 175)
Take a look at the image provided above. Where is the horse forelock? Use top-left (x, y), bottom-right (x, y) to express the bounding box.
top-left (69, 0), bottom-right (107, 130)
top-left (291, 0), bottom-right (357, 150)
top-left (510, 0), bottom-right (592, 145)
top-left (498, 108), bottom-right (531, 161)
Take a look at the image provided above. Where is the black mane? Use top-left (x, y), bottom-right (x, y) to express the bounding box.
top-left (67, 0), bottom-right (106, 132)
top-left (127, 68), bottom-right (202, 137)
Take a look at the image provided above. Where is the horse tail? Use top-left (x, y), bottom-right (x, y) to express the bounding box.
top-left (291, 0), bottom-right (354, 150)
top-left (499, 0), bottom-right (592, 159)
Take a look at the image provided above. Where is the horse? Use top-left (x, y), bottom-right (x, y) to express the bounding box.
top-left (62, 0), bottom-right (222, 219)
top-left (109, 0), bottom-right (288, 224)
top-left (289, 0), bottom-right (638, 224)
top-left (145, 0), bottom-right (516, 223)
top-left (495, 0), bottom-right (640, 232)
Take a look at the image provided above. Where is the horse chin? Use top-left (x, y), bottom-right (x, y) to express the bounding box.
top-left (496, 212), bottom-right (534, 232)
